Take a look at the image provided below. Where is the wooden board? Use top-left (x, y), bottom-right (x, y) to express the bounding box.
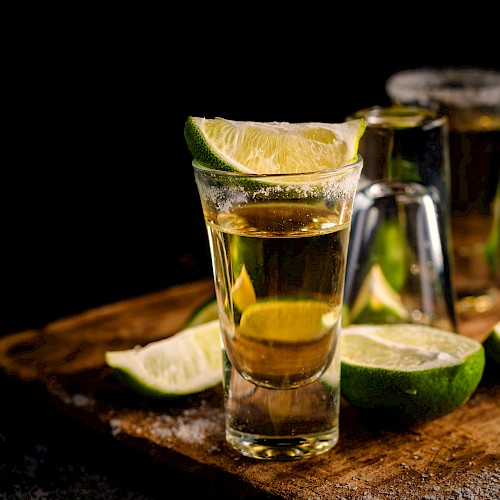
top-left (1, 279), bottom-right (499, 499)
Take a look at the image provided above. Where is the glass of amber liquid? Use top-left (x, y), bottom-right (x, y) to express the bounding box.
top-left (192, 156), bottom-right (363, 460)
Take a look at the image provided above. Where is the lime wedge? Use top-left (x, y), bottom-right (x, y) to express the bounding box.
top-left (184, 116), bottom-right (366, 174)
top-left (231, 264), bottom-right (257, 311)
top-left (483, 320), bottom-right (500, 368)
top-left (184, 297), bottom-right (219, 328)
top-left (341, 324), bottom-right (485, 424)
top-left (238, 299), bottom-right (337, 343)
top-left (349, 263), bottom-right (409, 324)
top-left (105, 320), bottom-right (222, 398)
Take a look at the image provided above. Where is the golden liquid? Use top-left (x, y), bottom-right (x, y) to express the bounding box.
top-left (206, 202), bottom-right (349, 389)
top-left (448, 114), bottom-right (500, 307)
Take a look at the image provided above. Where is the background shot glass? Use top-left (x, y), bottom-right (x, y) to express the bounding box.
top-left (344, 180), bottom-right (457, 332)
top-left (345, 105), bottom-right (457, 331)
top-left (386, 67), bottom-right (500, 315)
top-left (192, 157), bottom-right (363, 460)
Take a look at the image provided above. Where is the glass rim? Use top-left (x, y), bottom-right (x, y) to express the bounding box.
top-left (362, 179), bottom-right (434, 199)
top-left (192, 154), bottom-right (363, 179)
top-left (387, 66), bottom-right (500, 88)
top-left (347, 105), bottom-right (447, 129)
top-left (386, 67), bottom-right (500, 108)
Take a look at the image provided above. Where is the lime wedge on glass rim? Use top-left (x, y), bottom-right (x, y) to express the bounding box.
top-left (184, 116), bottom-right (366, 174)
top-left (340, 324), bottom-right (485, 424)
top-left (105, 320), bottom-right (222, 398)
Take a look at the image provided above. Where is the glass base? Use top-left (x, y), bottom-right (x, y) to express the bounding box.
top-left (225, 428), bottom-right (339, 460)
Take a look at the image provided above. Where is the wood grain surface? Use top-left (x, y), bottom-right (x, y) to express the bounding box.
top-left (1, 279), bottom-right (499, 499)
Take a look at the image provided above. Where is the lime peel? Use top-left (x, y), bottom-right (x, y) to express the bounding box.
top-left (483, 320), bottom-right (500, 367)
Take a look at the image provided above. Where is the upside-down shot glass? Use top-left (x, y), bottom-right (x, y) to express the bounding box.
top-left (192, 156), bottom-right (363, 460)
top-left (344, 180), bottom-right (457, 332)
top-left (345, 105), bottom-right (458, 332)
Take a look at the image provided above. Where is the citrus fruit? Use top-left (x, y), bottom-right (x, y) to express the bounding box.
top-left (349, 263), bottom-right (409, 324)
top-left (183, 297), bottom-right (219, 328)
top-left (231, 264), bottom-right (257, 311)
top-left (184, 116), bottom-right (366, 174)
top-left (483, 320), bottom-right (500, 367)
top-left (340, 324), bottom-right (485, 424)
top-left (105, 320), bottom-right (222, 398)
top-left (238, 299), bottom-right (338, 343)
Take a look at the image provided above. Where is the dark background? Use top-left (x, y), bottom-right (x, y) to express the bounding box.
top-left (1, 7), bottom-right (499, 499)
top-left (2, 11), bottom-right (499, 338)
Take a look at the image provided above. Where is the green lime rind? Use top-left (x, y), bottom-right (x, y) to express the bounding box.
top-left (105, 320), bottom-right (222, 399)
top-left (341, 353), bottom-right (484, 423)
top-left (340, 324), bottom-right (485, 424)
top-left (106, 365), bottom-right (189, 399)
top-left (184, 116), bottom-right (236, 171)
top-left (483, 321), bottom-right (500, 367)
top-left (184, 297), bottom-right (219, 328)
top-left (350, 304), bottom-right (408, 326)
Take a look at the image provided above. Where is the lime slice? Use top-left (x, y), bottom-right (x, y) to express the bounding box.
top-left (184, 297), bottom-right (219, 328)
top-left (349, 263), bottom-right (409, 324)
top-left (105, 320), bottom-right (222, 398)
top-left (238, 299), bottom-right (337, 343)
top-left (184, 116), bottom-right (366, 174)
top-left (341, 324), bottom-right (485, 423)
top-left (231, 264), bottom-right (257, 311)
top-left (483, 320), bottom-right (500, 368)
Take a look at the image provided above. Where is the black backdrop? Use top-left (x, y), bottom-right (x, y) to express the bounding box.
top-left (3, 12), bottom-right (499, 337)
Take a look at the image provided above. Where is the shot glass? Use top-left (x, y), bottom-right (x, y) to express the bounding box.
top-left (386, 67), bottom-right (500, 315)
top-left (192, 156), bottom-right (363, 460)
top-left (344, 180), bottom-right (458, 332)
top-left (345, 105), bottom-right (458, 331)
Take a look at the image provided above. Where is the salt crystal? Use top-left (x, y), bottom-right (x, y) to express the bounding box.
top-left (151, 415), bottom-right (222, 445)
top-left (72, 393), bottom-right (91, 407)
top-left (109, 419), bottom-right (122, 436)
